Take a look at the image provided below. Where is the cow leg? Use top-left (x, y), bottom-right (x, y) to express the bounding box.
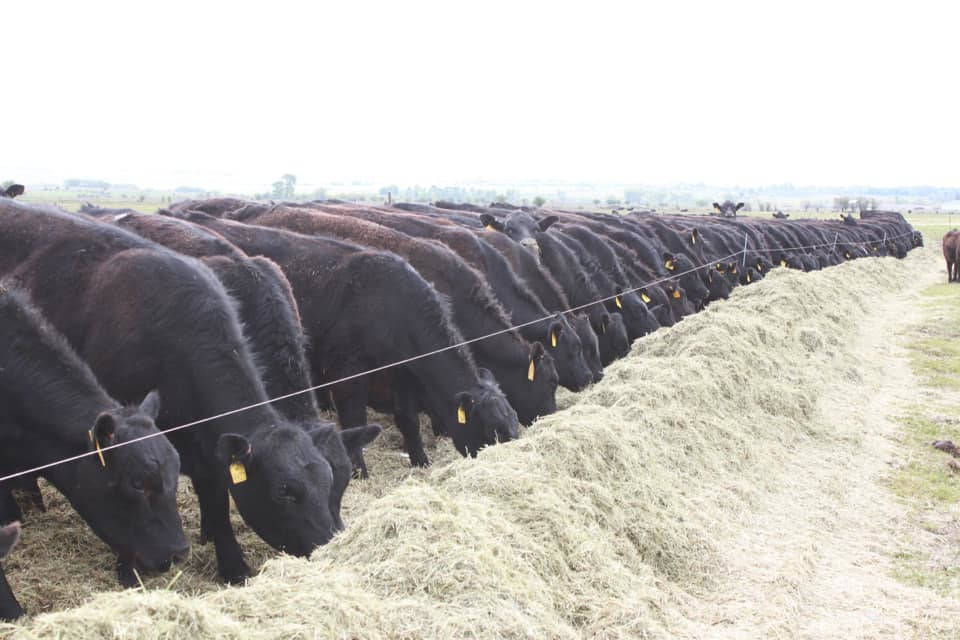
top-left (0, 491), bottom-right (21, 526)
top-left (192, 472), bottom-right (250, 584)
top-left (332, 377), bottom-right (372, 478)
top-left (393, 382), bottom-right (429, 468)
top-left (0, 568), bottom-right (24, 621)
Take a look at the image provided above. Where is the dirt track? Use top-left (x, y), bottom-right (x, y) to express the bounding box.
top-left (677, 248), bottom-right (960, 638)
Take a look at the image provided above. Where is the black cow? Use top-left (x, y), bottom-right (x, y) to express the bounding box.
top-left (0, 200), bottom-right (346, 583)
top-left (79, 205), bottom-right (382, 490)
top-left (0, 522), bottom-right (21, 620)
top-left (169, 210), bottom-right (524, 465)
top-left (301, 204), bottom-right (594, 392)
top-left (0, 286), bottom-right (187, 589)
top-left (712, 200), bottom-right (744, 217)
top-left (1, 185), bottom-right (24, 199)
top-left (478, 211), bottom-right (631, 364)
top-left (220, 206), bottom-right (557, 428)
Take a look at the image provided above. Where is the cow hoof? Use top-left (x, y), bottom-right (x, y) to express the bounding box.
top-left (409, 451), bottom-right (431, 468)
top-left (220, 562), bottom-right (251, 585)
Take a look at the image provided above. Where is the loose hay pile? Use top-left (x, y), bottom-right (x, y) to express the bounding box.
top-left (1, 253), bottom-right (929, 639)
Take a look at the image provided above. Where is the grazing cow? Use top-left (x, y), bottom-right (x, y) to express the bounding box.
top-left (168, 211), bottom-right (524, 465)
top-left (297, 204), bottom-right (594, 392)
top-left (0, 200), bottom-right (346, 583)
top-left (0, 522), bottom-right (21, 620)
top-left (772, 211), bottom-right (789, 219)
top-left (78, 206), bottom-right (382, 488)
top-left (0, 286), bottom-right (187, 588)
top-left (840, 213), bottom-right (857, 225)
top-left (943, 230), bottom-right (959, 282)
top-left (478, 211), bottom-right (631, 363)
top-left (712, 201), bottom-right (745, 218)
top-left (1, 185), bottom-right (24, 199)
top-left (477, 229), bottom-right (606, 381)
top-left (206, 207), bottom-right (557, 427)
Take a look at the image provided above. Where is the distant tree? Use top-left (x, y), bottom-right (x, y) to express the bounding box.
top-left (281, 174), bottom-right (297, 199)
top-left (1, 180), bottom-right (13, 189)
top-left (801, 200), bottom-right (811, 212)
top-left (833, 197), bottom-right (850, 212)
top-left (533, 196), bottom-right (546, 207)
top-left (271, 181), bottom-right (286, 198)
top-left (593, 199), bottom-right (601, 206)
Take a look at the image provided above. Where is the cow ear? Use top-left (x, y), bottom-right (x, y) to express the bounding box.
top-left (530, 341), bottom-right (545, 361)
top-left (215, 433), bottom-right (252, 466)
top-left (538, 216), bottom-right (559, 231)
top-left (735, 202), bottom-right (745, 211)
top-left (0, 522), bottom-right (20, 559)
top-left (339, 425), bottom-right (382, 459)
top-left (712, 202), bottom-right (721, 210)
top-left (138, 390), bottom-right (161, 421)
top-left (92, 413), bottom-right (116, 449)
top-left (479, 214), bottom-right (503, 232)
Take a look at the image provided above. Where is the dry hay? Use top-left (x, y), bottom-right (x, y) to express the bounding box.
top-left (0, 252), bottom-right (936, 639)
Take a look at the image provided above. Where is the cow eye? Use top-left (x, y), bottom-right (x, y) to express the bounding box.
top-left (131, 478), bottom-right (145, 492)
top-left (277, 482), bottom-right (301, 503)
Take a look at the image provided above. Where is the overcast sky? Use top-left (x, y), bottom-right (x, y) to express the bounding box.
top-left (3, 1), bottom-right (957, 191)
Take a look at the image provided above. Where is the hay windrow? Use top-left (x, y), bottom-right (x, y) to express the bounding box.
top-left (2, 252), bottom-right (933, 639)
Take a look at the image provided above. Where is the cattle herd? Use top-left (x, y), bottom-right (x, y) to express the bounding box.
top-left (0, 185), bottom-right (921, 620)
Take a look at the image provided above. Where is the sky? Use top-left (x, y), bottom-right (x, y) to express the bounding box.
top-left (3, 1), bottom-right (958, 191)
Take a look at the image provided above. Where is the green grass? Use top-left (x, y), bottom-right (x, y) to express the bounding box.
top-left (889, 280), bottom-right (960, 595)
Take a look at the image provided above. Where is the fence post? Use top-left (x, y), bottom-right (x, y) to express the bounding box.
top-left (741, 233), bottom-right (749, 268)
top-left (832, 233), bottom-right (838, 252)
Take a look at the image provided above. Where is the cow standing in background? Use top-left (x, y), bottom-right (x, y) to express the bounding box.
top-left (943, 230), bottom-right (959, 282)
top-left (712, 200), bottom-right (744, 217)
top-left (1, 185), bottom-right (24, 199)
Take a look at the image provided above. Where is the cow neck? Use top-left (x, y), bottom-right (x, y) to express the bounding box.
top-left (0, 306), bottom-right (118, 448)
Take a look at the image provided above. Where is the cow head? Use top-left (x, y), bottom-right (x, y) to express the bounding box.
top-left (479, 212), bottom-right (558, 263)
top-left (612, 288), bottom-right (661, 340)
top-left (452, 368), bottom-right (520, 456)
top-left (568, 312), bottom-right (603, 383)
top-left (544, 316), bottom-right (593, 391)
top-left (596, 311), bottom-right (631, 366)
top-left (712, 200), bottom-right (744, 218)
top-left (46, 391), bottom-right (187, 576)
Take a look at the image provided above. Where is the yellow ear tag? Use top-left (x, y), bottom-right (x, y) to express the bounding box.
top-left (731, 266), bottom-right (738, 274)
top-left (615, 295), bottom-right (622, 309)
top-left (641, 292), bottom-right (651, 303)
top-left (691, 233), bottom-right (697, 244)
top-left (550, 330), bottom-right (558, 348)
top-left (229, 461), bottom-right (247, 484)
top-left (746, 273), bottom-right (752, 283)
top-left (780, 259), bottom-right (787, 267)
top-left (845, 252), bottom-right (851, 259)
top-left (485, 224), bottom-right (495, 231)
top-left (672, 290), bottom-right (681, 299)
top-left (716, 264), bottom-right (724, 272)
top-left (665, 259), bottom-right (674, 270)
top-left (88, 429), bottom-right (107, 467)
top-left (457, 404), bottom-right (467, 424)
top-left (527, 359), bottom-right (536, 381)
top-left (757, 263), bottom-right (763, 271)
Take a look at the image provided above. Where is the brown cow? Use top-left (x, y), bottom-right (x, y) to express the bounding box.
top-left (943, 230), bottom-right (959, 282)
